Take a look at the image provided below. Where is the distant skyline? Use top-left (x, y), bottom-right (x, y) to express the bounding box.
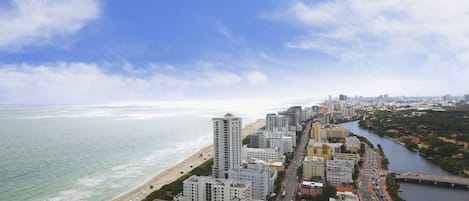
top-left (1, 0), bottom-right (469, 104)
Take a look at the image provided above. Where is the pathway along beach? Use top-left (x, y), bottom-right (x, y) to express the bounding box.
top-left (112, 118), bottom-right (266, 201)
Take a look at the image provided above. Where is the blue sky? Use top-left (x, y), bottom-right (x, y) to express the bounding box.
top-left (1, 0), bottom-right (469, 104)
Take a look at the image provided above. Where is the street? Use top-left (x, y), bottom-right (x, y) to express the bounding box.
top-left (357, 144), bottom-right (388, 201)
top-left (278, 120), bottom-right (311, 201)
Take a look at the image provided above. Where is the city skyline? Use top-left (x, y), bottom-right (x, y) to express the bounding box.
top-left (1, 1), bottom-right (469, 104)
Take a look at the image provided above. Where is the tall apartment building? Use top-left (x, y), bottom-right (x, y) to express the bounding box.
top-left (465, 94), bottom-right (469, 102)
top-left (249, 130), bottom-right (267, 148)
top-left (213, 113), bottom-right (242, 179)
top-left (228, 162), bottom-right (277, 200)
top-left (303, 156), bottom-right (325, 181)
top-left (311, 122), bottom-right (322, 142)
top-left (266, 113), bottom-right (290, 132)
top-left (326, 159), bottom-right (354, 186)
top-left (181, 175), bottom-right (251, 201)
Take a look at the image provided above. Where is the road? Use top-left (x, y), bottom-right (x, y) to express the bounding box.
top-left (357, 144), bottom-right (388, 201)
top-left (278, 120), bottom-right (311, 201)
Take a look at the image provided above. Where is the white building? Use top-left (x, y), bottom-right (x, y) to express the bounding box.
top-left (326, 159), bottom-right (354, 186)
top-left (228, 162), bottom-right (277, 200)
top-left (282, 136), bottom-right (293, 153)
top-left (266, 113), bottom-right (290, 132)
top-left (182, 175), bottom-right (251, 201)
top-left (213, 113), bottom-right (242, 179)
top-left (242, 145), bottom-right (283, 163)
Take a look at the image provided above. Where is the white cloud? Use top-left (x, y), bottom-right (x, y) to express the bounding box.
top-left (283, 0), bottom-right (469, 63)
top-left (0, 62), bottom-right (271, 104)
top-left (244, 71), bottom-right (267, 85)
top-left (0, 0), bottom-right (99, 50)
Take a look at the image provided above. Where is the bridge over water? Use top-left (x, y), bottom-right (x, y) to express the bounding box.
top-left (387, 171), bottom-right (469, 190)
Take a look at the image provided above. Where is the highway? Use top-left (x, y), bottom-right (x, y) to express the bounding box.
top-left (278, 120), bottom-right (311, 201)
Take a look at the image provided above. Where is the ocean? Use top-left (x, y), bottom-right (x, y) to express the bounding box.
top-left (0, 99), bottom-right (320, 201)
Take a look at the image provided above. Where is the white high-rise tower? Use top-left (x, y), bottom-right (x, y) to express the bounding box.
top-left (212, 113), bottom-right (242, 179)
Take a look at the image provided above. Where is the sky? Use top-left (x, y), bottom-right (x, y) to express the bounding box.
top-left (1, 0), bottom-right (469, 105)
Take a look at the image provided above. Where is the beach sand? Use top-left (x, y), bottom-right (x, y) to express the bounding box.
top-left (111, 118), bottom-right (265, 201)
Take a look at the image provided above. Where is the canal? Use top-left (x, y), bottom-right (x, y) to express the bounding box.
top-left (341, 121), bottom-right (469, 201)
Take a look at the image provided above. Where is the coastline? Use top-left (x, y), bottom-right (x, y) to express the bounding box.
top-left (111, 118), bottom-right (266, 201)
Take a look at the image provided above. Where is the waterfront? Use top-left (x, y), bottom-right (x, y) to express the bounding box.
top-left (341, 121), bottom-right (469, 201)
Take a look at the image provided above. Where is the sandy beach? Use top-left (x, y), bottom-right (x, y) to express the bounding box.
top-left (111, 118), bottom-right (266, 201)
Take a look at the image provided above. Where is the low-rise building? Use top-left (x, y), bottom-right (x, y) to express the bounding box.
top-left (327, 126), bottom-right (350, 139)
top-left (332, 153), bottom-right (360, 164)
top-left (326, 159), bottom-right (354, 186)
top-left (182, 175), bottom-right (251, 201)
top-left (298, 181), bottom-right (323, 197)
top-left (344, 136), bottom-right (361, 153)
top-left (303, 156), bottom-right (325, 181)
top-left (242, 145), bottom-right (283, 163)
top-left (228, 162), bottom-right (277, 200)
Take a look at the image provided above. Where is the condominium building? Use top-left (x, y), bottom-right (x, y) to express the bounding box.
top-left (306, 141), bottom-right (342, 160)
top-left (181, 175), bottom-right (251, 201)
top-left (311, 122), bottom-right (322, 142)
top-left (249, 130), bottom-right (267, 148)
top-left (303, 156), bottom-right (325, 181)
top-left (282, 136), bottom-right (293, 153)
top-left (228, 162), bottom-right (277, 200)
top-left (326, 159), bottom-right (354, 186)
top-left (212, 113), bottom-right (242, 179)
top-left (241, 145), bottom-right (283, 163)
top-left (266, 113), bottom-right (290, 132)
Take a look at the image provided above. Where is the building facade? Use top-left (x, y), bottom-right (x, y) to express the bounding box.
top-left (265, 113), bottom-right (290, 132)
top-left (241, 146), bottom-right (283, 163)
top-left (213, 113), bottom-right (242, 179)
top-left (326, 159), bottom-right (354, 186)
top-left (228, 162), bottom-right (276, 200)
top-left (182, 175), bottom-right (251, 201)
top-left (303, 156), bottom-right (325, 181)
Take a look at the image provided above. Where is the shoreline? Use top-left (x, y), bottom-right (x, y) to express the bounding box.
top-left (111, 118), bottom-right (266, 201)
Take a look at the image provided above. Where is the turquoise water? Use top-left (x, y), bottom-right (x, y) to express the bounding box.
top-left (0, 105), bottom-right (214, 201)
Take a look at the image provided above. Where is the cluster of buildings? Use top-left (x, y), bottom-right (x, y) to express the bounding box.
top-left (176, 95), bottom-right (364, 201)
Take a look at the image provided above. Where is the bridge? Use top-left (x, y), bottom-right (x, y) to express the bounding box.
top-left (388, 171), bottom-right (469, 190)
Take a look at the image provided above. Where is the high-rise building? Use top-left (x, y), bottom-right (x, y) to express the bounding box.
top-left (339, 94), bottom-right (348, 101)
top-left (212, 113), bottom-right (242, 179)
top-left (249, 130), bottom-right (267, 148)
top-left (181, 175), bottom-right (251, 201)
top-left (465, 94), bottom-right (469, 102)
top-left (228, 162), bottom-right (276, 200)
top-left (303, 156), bottom-right (325, 181)
top-left (266, 113), bottom-right (290, 132)
top-left (311, 122), bottom-right (322, 142)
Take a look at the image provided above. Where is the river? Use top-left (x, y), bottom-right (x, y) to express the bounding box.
top-left (341, 121), bottom-right (469, 201)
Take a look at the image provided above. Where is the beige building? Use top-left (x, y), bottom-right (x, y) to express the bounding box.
top-left (327, 126), bottom-right (350, 139)
top-left (307, 142), bottom-right (332, 160)
top-left (303, 156), bottom-right (325, 181)
top-left (311, 122), bottom-right (322, 142)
